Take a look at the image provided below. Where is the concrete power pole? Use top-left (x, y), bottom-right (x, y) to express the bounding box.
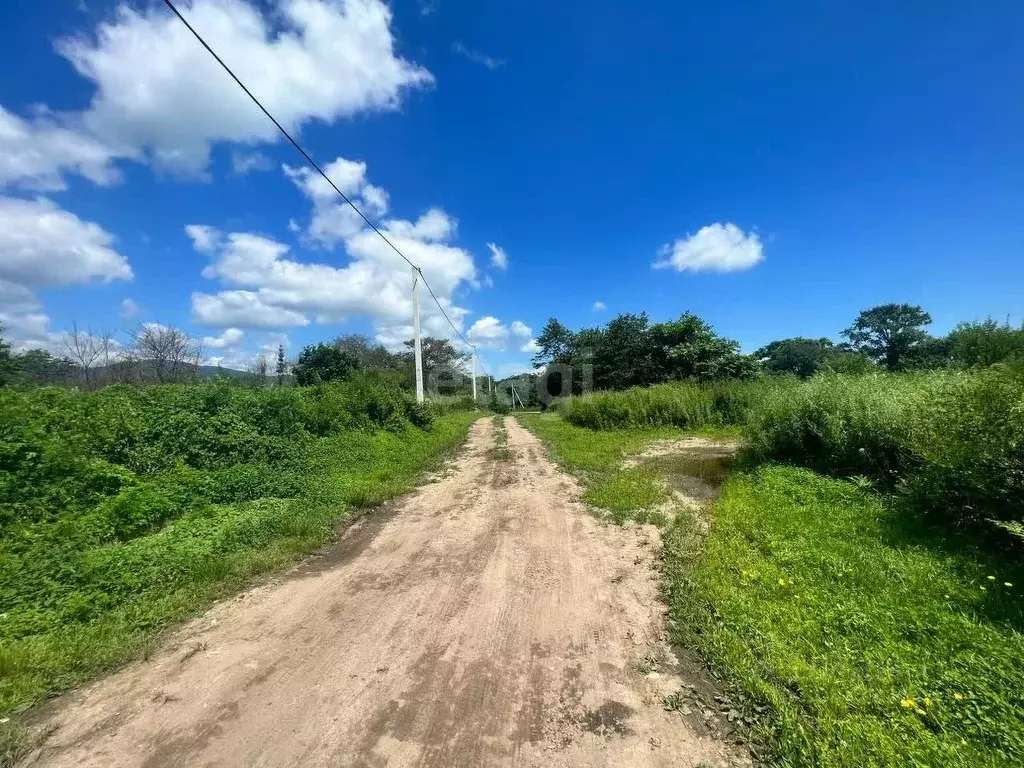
top-left (412, 268), bottom-right (424, 404)
top-left (471, 347), bottom-right (477, 402)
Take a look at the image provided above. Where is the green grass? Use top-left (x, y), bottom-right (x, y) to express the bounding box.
top-left (523, 409), bottom-right (1024, 766)
top-left (518, 412), bottom-right (694, 523)
top-left (0, 412), bottom-right (476, 719)
top-left (666, 465), bottom-right (1024, 766)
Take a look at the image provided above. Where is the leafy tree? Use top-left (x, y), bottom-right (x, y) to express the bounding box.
top-left (842, 304), bottom-right (932, 371)
top-left (531, 318), bottom-right (575, 368)
top-left (275, 344), bottom-right (287, 386)
top-left (0, 325), bottom-right (15, 386)
top-left (592, 313), bottom-right (656, 390)
top-left (334, 334), bottom-right (405, 370)
top-left (403, 336), bottom-right (470, 376)
top-left (755, 337), bottom-right (835, 378)
top-left (650, 313), bottom-right (756, 381)
top-left (12, 348), bottom-right (77, 385)
top-left (292, 343), bottom-right (360, 386)
top-left (946, 319), bottom-right (1024, 368)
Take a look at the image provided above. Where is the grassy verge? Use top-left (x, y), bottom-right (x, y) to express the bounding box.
top-left (521, 412), bottom-right (1024, 766)
top-left (517, 412), bottom-right (703, 522)
top-left (667, 465), bottom-right (1024, 766)
top-left (0, 413), bottom-right (476, 723)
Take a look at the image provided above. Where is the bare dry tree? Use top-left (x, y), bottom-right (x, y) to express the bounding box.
top-left (248, 351), bottom-right (271, 387)
top-left (62, 323), bottom-right (118, 389)
top-left (129, 323), bottom-right (202, 384)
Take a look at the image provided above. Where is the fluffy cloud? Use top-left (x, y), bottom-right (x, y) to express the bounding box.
top-left (520, 338), bottom-right (540, 354)
top-left (191, 289), bottom-right (310, 329)
top-left (49, 0), bottom-right (432, 177)
top-left (487, 242), bottom-right (508, 270)
top-left (0, 196), bottom-right (132, 288)
top-left (592, 300), bottom-right (606, 311)
top-left (467, 316), bottom-right (532, 351)
top-left (0, 106), bottom-right (121, 191)
top-left (0, 280), bottom-right (50, 340)
top-left (187, 154), bottom-right (475, 343)
top-left (654, 223), bottom-right (764, 273)
top-left (202, 327), bottom-right (245, 349)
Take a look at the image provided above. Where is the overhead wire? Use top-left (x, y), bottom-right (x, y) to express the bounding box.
top-left (161, 0), bottom-right (492, 377)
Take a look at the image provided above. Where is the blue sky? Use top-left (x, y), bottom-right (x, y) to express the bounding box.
top-left (1, 0), bottom-right (1021, 375)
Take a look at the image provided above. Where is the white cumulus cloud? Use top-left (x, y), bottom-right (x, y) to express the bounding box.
top-left (202, 327), bottom-right (245, 349)
top-left (53, 0), bottom-right (433, 177)
top-left (592, 300), bottom-right (606, 311)
top-left (654, 223), bottom-right (764, 273)
top-left (0, 196), bottom-right (132, 288)
top-left (0, 106), bottom-right (121, 191)
top-left (467, 316), bottom-right (531, 351)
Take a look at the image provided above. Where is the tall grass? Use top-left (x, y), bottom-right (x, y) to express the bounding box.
top-left (556, 379), bottom-right (792, 430)
top-left (744, 365), bottom-right (1024, 531)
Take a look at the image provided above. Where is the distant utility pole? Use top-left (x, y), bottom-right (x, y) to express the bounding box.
top-left (471, 348), bottom-right (477, 401)
top-left (412, 268), bottom-right (424, 404)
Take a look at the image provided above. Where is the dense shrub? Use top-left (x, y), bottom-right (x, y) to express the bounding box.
top-left (744, 366), bottom-right (1024, 530)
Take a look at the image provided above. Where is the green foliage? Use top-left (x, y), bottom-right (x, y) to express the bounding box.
top-left (292, 343), bottom-right (360, 386)
top-left (665, 465), bottom-right (1024, 767)
top-left (947, 319), bottom-right (1024, 368)
top-left (0, 378), bottom-right (475, 716)
top-left (743, 367), bottom-right (1024, 531)
top-left (557, 379), bottom-right (790, 431)
top-left (531, 311), bottom-right (755, 391)
top-left (842, 303), bottom-right (933, 371)
top-left (754, 337), bottom-right (835, 377)
top-left (820, 349), bottom-right (875, 374)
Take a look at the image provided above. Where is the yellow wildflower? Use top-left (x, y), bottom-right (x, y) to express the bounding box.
top-left (900, 698), bottom-right (915, 709)
top-left (954, 693), bottom-right (964, 702)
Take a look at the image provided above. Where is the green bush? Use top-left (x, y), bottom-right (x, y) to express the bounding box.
top-left (743, 367), bottom-right (1024, 530)
top-left (0, 375), bottom-right (477, 716)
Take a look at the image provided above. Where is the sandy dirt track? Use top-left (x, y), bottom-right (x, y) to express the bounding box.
top-left (26, 417), bottom-right (741, 768)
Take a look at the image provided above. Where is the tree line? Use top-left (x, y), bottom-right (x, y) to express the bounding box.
top-left (530, 303), bottom-right (1024, 390)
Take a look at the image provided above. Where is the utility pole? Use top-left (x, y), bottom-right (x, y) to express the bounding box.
top-left (471, 347), bottom-right (477, 401)
top-left (412, 268), bottom-right (424, 404)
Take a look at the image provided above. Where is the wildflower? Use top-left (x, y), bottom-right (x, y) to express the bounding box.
top-left (1005, 582), bottom-right (1014, 588)
top-left (954, 693), bottom-right (964, 702)
top-left (987, 575), bottom-right (996, 581)
top-left (778, 578), bottom-right (786, 586)
top-left (900, 698), bottom-right (915, 709)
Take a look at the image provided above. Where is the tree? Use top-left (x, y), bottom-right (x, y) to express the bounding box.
top-left (292, 343), bottom-right (360, 386)
top-left (402, 336), bottom-right (470, 392)
top-left (0, 325), bottom-right (15, 386)
top-left (63, 323), bottom-right (117, 389)
top-left (842, 304), bottom-right (932, 371)
top-left (248, 352), bottom-right (270, 387)
top-left (12, 349), bottom-right (77, 386)
top-left (531, 318), bottom-right (575, 368)
top-left (650, 313), bottom-right (757, 381)
top-left (275, 344), bottom-right (287, 386)
top-left (334, 334), bottom-right (405, 370)
top-left (754, 337), bottom-right (835, 378)
top-left (592, 313), bottom-right (656, 390)
top-left (946, 319), bottom-right (1024, 368)
top-left (128, 323), bottom-right (201, 383)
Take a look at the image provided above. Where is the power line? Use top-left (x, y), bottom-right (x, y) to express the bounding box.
top-left (161, 0), bottom-right (481, 358)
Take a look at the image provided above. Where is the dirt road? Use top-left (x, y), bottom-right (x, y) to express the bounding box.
top-left (27, 417), bottom-right (740, 768)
